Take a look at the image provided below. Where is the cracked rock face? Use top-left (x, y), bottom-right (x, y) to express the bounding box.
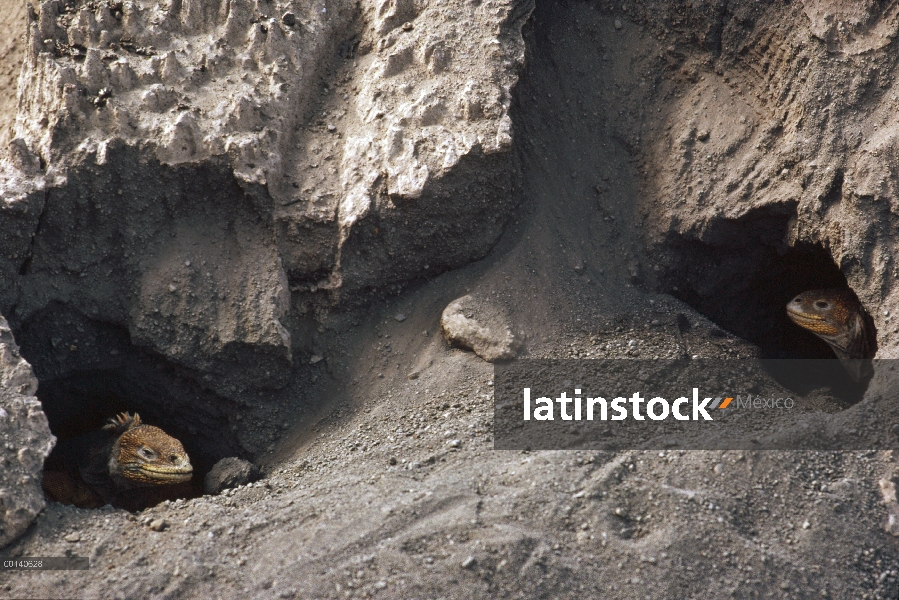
top-left (0, 315), bottom-right (54, 548)
top-left (0, 0), bottom-right (531, 398)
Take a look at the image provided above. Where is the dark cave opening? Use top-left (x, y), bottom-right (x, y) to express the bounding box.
top-left (10, 303), bottom-right (248, 509)
top-left (666, 241), bottom-right (847, 358)
top-left (660, 220), bottom-right (874, 401)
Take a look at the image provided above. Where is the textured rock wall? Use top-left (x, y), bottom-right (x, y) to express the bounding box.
top-left (0, 315), bottom-right (54, 548)
top-left (0, 0), bottom-right (531, 400)
top-left (634, 0), bottom-right (899, 356)
top-left (0, 1), bottom-right (26, 150)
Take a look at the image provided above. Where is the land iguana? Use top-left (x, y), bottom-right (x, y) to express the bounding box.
top-left (786, 288), bottom-right (877, 381)
top-left (41, 412), bottom-right (193, 509)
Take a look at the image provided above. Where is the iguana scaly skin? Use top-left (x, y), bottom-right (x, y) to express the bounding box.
top-left (42, 412), bottom-right (193, 509)
top-left (786, 288), bottom-right (877, 381)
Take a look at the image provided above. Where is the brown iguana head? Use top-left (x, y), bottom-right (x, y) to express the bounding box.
top-left (786, 288), bottom-right (876, 362)
top-left (104, 413), bottom-right (193, 487)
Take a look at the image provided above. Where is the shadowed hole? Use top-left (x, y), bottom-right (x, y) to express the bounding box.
top-left (10, 302), bottom-right (249, 510)
top-left (659, 216), bottom-right (873, 402)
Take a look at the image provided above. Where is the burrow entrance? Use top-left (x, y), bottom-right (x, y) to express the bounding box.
top-left (11, 303), bottom-right (249, 509)
top-left (662, 241), bottom-right (848, 359)
top-left (656, 212), bottom-right (873, 401)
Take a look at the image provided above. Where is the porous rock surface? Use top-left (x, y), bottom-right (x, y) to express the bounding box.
top-left (0, 0), bottom-right (529, 399)
top-left (0, 315), bottom-right (54, 548)
top-left (441, 294), bottom-right (521, 362)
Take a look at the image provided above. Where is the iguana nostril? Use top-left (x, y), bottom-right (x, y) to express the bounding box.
top-left (170, 455), bottom-right (179, 463)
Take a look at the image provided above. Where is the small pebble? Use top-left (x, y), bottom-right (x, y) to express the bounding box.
top-left (64, 533), bottom-right (81, 543)
top-left (461, 556), bottom-right (476, 569)
top-left (388, 457), bottom-right (397, 465)
top-left (149, 519), bottom-right (168, 532)
top-left (281, 12), bottom-right (297, 26)
top-left (309, 355), bottom-right (323, 364)
top-left (408, 371), bottom-right (420, 380)
top-left (395, 313), bottom-right (407, 322)
top-left (327, 124), bottom-right (336, 132)
top-left (448, 439), bottom-right (461, 448)
top-left (614, 19), bottom-right (622, 29)
top-left (402, 21), bottom-right (414, 31)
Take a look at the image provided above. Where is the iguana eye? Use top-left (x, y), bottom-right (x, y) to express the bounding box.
top-left (814, 300), bottom-right (830, 310)
top-left (138, 447), bottom-right (157, 460)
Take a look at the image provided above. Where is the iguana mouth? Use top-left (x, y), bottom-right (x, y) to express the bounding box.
top-left (786, 308), bottom-right (839, 336)
top-left (127, 465), bottom-right (193, 484)
top-left (786, 305), bottom-right (821, 320)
